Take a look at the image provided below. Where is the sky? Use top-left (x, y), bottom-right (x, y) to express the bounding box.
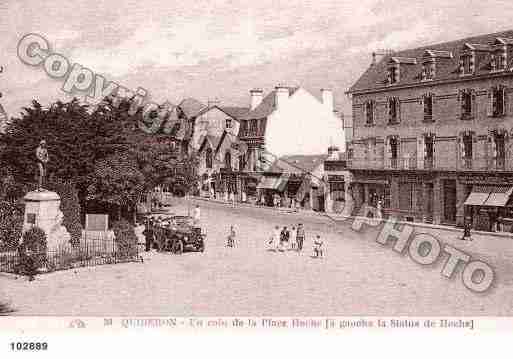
top-left (1, 0), bottom-right (513, 120)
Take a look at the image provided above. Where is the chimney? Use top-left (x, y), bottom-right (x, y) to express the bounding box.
top-left (321, 88), bottom-right (333, 113)
top-left (274, 84), bottom-right (290, 109)
top-left (249, 89), bottom-right (263, 110)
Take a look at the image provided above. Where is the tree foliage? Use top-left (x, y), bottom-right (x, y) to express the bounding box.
top-left (0, 96), bottom-right (199, 222)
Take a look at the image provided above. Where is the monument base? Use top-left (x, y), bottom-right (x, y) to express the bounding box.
top-left (23, 190), bottom-right (71, 252)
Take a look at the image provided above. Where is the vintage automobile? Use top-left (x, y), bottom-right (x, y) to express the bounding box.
top-left (151, 215), bottom-right (205, 254)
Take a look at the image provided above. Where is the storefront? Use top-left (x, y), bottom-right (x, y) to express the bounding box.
top-left (256, 174), bottom-right (288, 206)
top-left (463, 185), bottom-right (513, 232)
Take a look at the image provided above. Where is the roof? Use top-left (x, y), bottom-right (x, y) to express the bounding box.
top-left (219, 106), bottom-right (249, 120)
top-left (195, 105), bottom-right (249, 121)
top-left (269, 154), bottom-right (329, 175)
top-left (242, 87), bottom-right (298, 120)
top-left (178, 98), bottom-right (206, 119)
top-left (215, 130), bottom-right (248, 155)
top-left (198, 134), bottom-right (221, 153)
top-left (349, 29), bottom-right (513, 94)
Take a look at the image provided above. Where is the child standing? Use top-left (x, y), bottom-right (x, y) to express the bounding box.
top-left (227, 226), bottom-right (236, 247)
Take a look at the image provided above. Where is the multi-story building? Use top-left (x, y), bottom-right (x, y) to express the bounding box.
top-left (347, 30), bottom-right (513, 231)
top-left (238, 85), bottom-right (345, 202)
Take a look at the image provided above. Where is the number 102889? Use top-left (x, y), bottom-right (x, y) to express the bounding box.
top-left (10, 342), bottom-right (48, 351)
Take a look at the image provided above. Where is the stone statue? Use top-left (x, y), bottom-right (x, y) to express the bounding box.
top-left (36, 139), bottom-right (49, 190)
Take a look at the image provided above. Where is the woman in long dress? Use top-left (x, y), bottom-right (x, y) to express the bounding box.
top-left (269, 225), bottom-right (280, 251)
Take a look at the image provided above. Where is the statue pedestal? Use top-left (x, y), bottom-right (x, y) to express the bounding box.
top-left (23, 190), bottom-right (71, 252)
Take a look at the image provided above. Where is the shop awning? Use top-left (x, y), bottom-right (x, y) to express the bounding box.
top-left (464, 185), bottom-right (513, 207)
top-left (464, 186), bottom-right (492, 206)
top-left (483, 186), bottom-right (513, 207)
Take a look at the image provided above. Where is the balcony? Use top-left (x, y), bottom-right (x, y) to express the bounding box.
top-left (348, 155), bottom-right (511, 172)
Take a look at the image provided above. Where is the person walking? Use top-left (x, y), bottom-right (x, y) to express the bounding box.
top-left (290, 226), bottom-right (297, 250)
top-left (296, 223), bottom-right (305, 251)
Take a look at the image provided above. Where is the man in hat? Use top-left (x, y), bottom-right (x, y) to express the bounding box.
top-left (36, 139), bottom-right (49, 190)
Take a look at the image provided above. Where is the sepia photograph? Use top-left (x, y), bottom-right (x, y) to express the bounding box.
top-left (1, 0), bottom-right (513, 355)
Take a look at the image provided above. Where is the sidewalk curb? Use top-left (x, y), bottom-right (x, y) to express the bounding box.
top-left (189, 196), bottom-right (513, 239)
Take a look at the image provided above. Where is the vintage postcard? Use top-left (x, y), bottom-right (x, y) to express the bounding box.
top-left (1, 0), bottom-right (513, 356)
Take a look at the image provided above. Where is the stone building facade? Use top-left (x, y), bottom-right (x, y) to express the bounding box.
top-left (347, 30), bottom-right (513, 231)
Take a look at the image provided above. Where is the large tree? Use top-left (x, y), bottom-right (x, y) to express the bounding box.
top-left (0, 96), bottom-right (199, 223)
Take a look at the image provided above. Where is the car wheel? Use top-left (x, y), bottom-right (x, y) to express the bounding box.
top-left (172, 239), bottom-right (184, 255)
top-left (198, 242), bottom-right (205, 252)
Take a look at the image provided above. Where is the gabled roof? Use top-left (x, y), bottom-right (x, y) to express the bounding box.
top-left (241, 87), bottom-right (299, 120)
top-left (215, 130), bottom-right (248, 155)
top-left (178, 98), bottom-right (206, 119)
top-left (198, 134), bottom-right (221, 153)
top-left (219, 106), bottom-right (250, 120)
top-left (349, 29), bottom-right (513, 94)
top-left (195, 105), bottom-right (249, 122)
top-left (269, 154), bottom-right (329, 175)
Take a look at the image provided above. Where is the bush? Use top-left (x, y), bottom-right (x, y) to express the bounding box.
top-left (17, 227), bottom-right (47, 277)
top-left (0, 201), bottom-right (24, 251)
top-left (112, 219), bottom-right (138, 258)
top-left (47, 179), bottom-right (83, 245)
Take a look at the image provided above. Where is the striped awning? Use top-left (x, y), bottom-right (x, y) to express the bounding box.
top-left (483, 186), bottom-right (513, 207)
top-left (464, 185), bottom-right (513, 207)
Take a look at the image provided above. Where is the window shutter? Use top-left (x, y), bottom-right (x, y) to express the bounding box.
top-left (470, 53), bottom-right (475, 73)
top-left (472, 134), bottom-right (478, 161)
top-left (502, 86), bottom-right (508, 116)
top-left (397, 98), bottom-right (401, 123)
top-left (363, 102), bottom-right (368, 124)
top-left (417, 136), bottom-right (425, 169)
top-left (459, 58), bottom-right (464, 74)
top-left (488, 88), bottom-right (494, 117)
top-left (471, 90), bottom-right (477, 117)
top-left (372, 100), bottom-right (376, 124)
top-left (385, 98), bottom-right (390, 123)
top-left (458, 90), bottom-right (463, 118)
top-left (459, 136), bottom-right (465, 158)
top-left (491, 134), bottom-right (497, 158)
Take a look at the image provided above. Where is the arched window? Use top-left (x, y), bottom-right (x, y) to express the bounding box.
top-left (225, 151), bottom-right (232, 170)
top-left (206, 148), bottom-right (213, 169)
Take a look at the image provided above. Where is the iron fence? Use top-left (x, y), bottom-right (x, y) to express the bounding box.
top-left (0, 238), bottom-right (140, 275)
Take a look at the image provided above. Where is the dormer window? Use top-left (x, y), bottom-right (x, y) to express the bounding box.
top-left (387, 66), bottom-right (399, 84)
top-left (421, 62), bottom-right (435, 81)
top-left (226, 118), bottom-right (232, 129)
top-left (460, 53), bottom-right (474, 75)
top-left (491, 51), bottom-right (507, 72)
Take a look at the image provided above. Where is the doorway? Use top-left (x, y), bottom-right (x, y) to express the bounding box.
top-left (443, 180), bottom-right (457, 224)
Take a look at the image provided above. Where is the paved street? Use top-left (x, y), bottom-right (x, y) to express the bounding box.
top-left (1, 198), bottom-right (513, 316)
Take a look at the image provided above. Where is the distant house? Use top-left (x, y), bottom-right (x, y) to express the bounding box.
top-left (234, 85), bottom-right (345, 203)
top-left (259, 154), bottom-right (328, 210)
